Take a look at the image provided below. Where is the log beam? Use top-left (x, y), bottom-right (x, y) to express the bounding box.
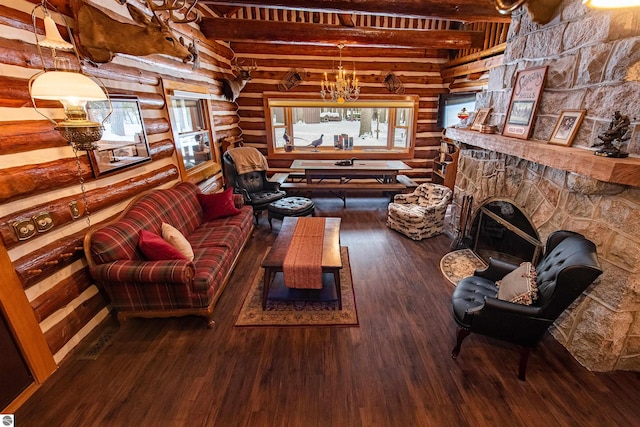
top-left (200, 0), bottom-right (511, 23)
top-left (200, 18), bottom-right (485, 49)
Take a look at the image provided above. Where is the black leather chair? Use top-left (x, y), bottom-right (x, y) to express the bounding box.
top-left (222, 148), bottom-right (286, 223)
top-left (451, 230), bottom-right (602, 380)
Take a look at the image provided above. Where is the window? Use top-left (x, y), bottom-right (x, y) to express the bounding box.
top-left (163, 80), bottom-right (220, 183)
top-left (168, 98), bottom-right (212, 171)
top-left (265, 96), bottom-right (418, 159)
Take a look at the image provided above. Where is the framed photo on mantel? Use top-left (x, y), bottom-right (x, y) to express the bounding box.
top-left (502, 66), bottom-right (548, 140)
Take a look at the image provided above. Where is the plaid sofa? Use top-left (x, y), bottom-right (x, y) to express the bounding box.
top-left (84, 182), bottom-right (254, 327)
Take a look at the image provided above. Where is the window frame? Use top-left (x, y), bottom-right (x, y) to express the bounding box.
top-left (264, 93), bottom-right (419, 160)
top-left (162, 80), bottom-right (220, 184)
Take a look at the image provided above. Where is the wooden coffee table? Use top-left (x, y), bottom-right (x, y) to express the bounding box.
top-left (261, 217), bottom-right (342, 309)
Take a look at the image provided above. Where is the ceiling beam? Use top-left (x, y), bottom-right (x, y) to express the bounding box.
top-left (200, 18), bottom-right (486, 49)
top-left (200, 0), bottom-right (511, 23)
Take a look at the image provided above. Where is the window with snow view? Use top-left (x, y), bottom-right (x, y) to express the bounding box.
top-left (264, 96), bottom-right (418, 159)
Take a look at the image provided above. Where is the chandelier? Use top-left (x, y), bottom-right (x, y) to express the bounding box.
top-left (320, 44), bottom-right (360, 104)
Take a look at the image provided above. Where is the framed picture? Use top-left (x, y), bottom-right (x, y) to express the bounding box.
top-left (548, 110), bottom-right (586, 146)
top-left (502, 66), bottom-right (548, 139)
top-left (471, 108), bottom-right (493, 131)
top-left (86, 95), bottom-right (151, 177)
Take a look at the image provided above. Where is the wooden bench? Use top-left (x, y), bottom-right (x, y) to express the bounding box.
top-left (280, 180), bottom-right (410, 207)
top-left (396, 174), bottom-right (419, 190)
top-left (268, 172), bottom-right (290, 184)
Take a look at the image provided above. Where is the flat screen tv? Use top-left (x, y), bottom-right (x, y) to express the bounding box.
top-left (437, 92), bottom-right (477, 129)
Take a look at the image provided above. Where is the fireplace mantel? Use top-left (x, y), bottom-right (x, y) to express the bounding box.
top-left (445, 128), bottom-right (640, 187)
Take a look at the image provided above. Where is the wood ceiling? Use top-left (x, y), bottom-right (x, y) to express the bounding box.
top-left (195, 0), bottom-right (511, 50)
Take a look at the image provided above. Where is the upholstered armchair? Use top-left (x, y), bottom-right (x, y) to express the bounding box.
top-left (450, 230), bottom-right (602, 380)
top-left (222, 147), bottom-right (286, 223)
top-left (386, 183), bottom-right (452, 240)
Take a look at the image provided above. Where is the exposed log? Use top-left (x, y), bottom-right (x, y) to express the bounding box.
top-left (238, 110), bottom-right (265, 119)
top-left (209, 100), bottom-right (239, 112)
top-left (143, 117), bottom-right (171, 135)
top-left (0, 120), bottom-right (66, 155)
top-left (0, 165), bottom-right (179, 250)
top-left (200, 18), bottom-right (486, 49)
top-left (231, 43), bottom-right (446, 58)
top-left (199, 0), bottom-right (511, 23)
top-left (215, 127), bottom-right (243, 142)
top-left (15, 230), bottom-right (87, 289)
top-left (31, 268), bottom-right (93, 323)
top-left (248, 58), bottom-right (442, 73)
top-left (238, 121), bottom-right (265, 131)
top-left (149, 138), bottom-right (177, 160)
top-left (441, 54), bottom-right (504, 79)
top-left (0, 158), bottom-right (93, 204)
top-left (213, 114), bottom-right (240, 127)
top-left (0, 75), bottom-right (36, 108)
top-left (44, 292), bottom-right (107, 355)
top-left (443, 43), bottom-right (506, 69)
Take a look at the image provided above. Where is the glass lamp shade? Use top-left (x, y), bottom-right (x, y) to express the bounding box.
top-left (40, 15), bottom-right (74, 50)
top-left (30, 71), bottom-right (107, 102)
top-left (30, 71), bottom-right (107, 150)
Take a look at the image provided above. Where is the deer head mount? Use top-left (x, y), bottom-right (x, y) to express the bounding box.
top-left (221, 60), bottom-right (257, 102)
top-left (72, 0), bottom-right (197, 66)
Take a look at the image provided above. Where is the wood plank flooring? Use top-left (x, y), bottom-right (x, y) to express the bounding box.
top-left (15, 196), bottom-right (640, 426)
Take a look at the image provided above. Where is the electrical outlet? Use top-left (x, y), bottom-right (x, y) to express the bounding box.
top-left (69, 201), bottom-right (81, 219)
top-left (33, 212), bottom-right (54, 232)
top-left (13, 219), bottom-right (36, 240)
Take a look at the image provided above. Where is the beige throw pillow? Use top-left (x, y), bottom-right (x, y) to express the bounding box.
top-left (161, 222), bottom-right (194, 261)
top-left (496, 262), bottom-right (538, 305)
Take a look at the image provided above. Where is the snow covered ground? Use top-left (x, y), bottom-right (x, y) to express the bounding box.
top-left (282, 120), bottom-right (391, 148)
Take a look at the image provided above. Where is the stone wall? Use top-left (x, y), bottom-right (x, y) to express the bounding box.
top-left (451, 1), bottom-right (640, 371)
top-left (480, 1), bottom-right (640, 155)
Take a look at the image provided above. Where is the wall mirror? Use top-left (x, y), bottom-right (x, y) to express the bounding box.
top-left (86, 95), bottom-right (151, 177)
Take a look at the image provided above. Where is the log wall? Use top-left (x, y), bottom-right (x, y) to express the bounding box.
top-left (230, 10), bottom-right (454, 177)
top-left (0, 0), bottom-right (236, 367)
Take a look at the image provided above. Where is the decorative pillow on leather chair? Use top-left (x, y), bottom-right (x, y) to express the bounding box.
top-left (139, 230), bottom-right (187, 261)
top-left (161, 223), bottom-right (195, 261)
top-left (198, 188), bottom-right (241, 221)
top-left (496, 262), bottom-right (538, 305)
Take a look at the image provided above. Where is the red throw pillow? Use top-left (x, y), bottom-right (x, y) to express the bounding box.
top-left (198, 188), bottom-right (241, 221)
top-left (138, 230), bottom-right (187, 260)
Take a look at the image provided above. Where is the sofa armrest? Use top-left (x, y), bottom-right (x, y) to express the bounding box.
top-left (263, 180), bottom-right (282, 192)
top-left (392, 193), bottom-right (418, 204)
top-left (232, 193), bottom-right (244, 209)
top-left (90, 259), bottom-right (196, 285)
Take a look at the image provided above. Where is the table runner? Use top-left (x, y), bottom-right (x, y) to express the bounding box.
top-left (282, 217), bottom-right (326, 289)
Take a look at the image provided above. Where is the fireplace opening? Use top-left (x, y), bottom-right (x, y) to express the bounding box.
top-left (469, 199), bottom-right (543, 265)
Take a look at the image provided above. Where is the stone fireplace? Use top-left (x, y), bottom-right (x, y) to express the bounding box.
top-left (444, 2), bottom-right (640, 372)
top-left (448, 144), bottom-right (640, 372)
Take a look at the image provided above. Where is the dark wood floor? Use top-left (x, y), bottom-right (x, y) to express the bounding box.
top-left (16, 196), bottom-right (640, 426)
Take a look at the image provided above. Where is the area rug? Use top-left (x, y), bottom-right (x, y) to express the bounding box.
top-left (440, 248), bottom-right (487, 286)
top-left (235, 247), bottom-right (359, 327)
